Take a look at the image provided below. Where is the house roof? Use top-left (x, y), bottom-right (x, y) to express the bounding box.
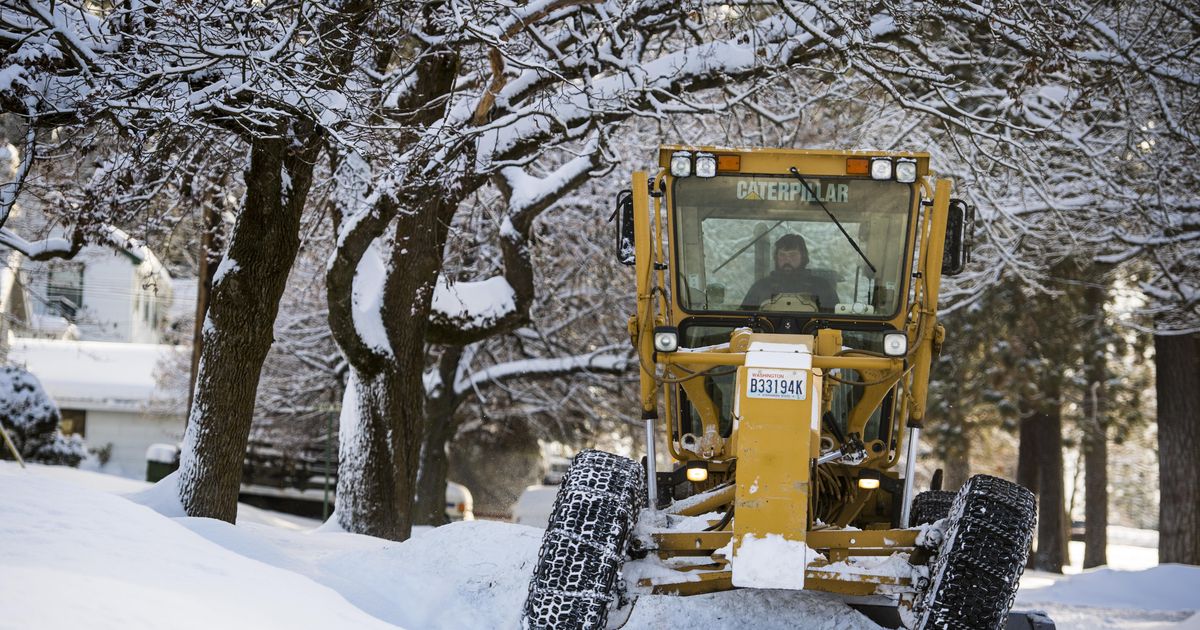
top-left (5, 338), bottom-right (188, 414)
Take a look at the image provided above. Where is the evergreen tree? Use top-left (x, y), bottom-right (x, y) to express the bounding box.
top-left (0, 365), bottom-right (87, 466)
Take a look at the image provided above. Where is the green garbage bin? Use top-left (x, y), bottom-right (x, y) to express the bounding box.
top-left (146, 443), bottom-right (180, 482)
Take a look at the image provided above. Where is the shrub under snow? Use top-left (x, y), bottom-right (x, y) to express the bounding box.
top-left (0, 365), bottom-right (87, 466)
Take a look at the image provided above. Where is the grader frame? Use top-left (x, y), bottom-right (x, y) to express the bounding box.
top-left (622, 146), bottom-right (955, 601)
top-left (520, 145), bottom-right (1042, 630)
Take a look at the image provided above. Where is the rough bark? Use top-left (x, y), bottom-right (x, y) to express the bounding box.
top-left (943, 438), bottom-right (971, 493)
top-left (1017, 412), bottom-right (1040, 496)
top-left (178, 135), bottom-right (318, 522)
top-left (414, 407), bottom-right (457, 526)
top-left (186, 204), bottom-right (222, 425)
top-left (328, 192), bottom-right (454, 539)
top-left (335, 368), bottom-right (407, 539)
top-left (1155, 331), bottom-right (1200, 565)
top-left (1081, 283), bottom-right (1109, 569)
top-left (1028, 402), bottom-right (1068, 573)
top-left (1082, 384), bottom-right (1108, 569)
top-left (175, 0), bottom-right (375, 523)
top-left (413, 347), bottom-right (464, 527)
top-left (1020, 383), bottom-right (1068, 573)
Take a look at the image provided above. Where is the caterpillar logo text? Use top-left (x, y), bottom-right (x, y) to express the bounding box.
top-left (736, 179), bottom-right (849, 203)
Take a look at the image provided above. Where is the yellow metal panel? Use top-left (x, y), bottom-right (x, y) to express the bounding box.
top-left (731, 349), bottom-right (821, 587)
top-left (652, 528), bottom-right (918, 555)
top-left (733, 367), bottom-right (814, 539)
top-left (669, 485), bottom-right (736, 517)
top-left (908, 179), bottom-right (951, 424)
top-left (631, 170), bottom-right (657, 415)
top-left (807, 529), bottom-right (919, 549)
top-left (644, 568), bottom-right (913, 597)
top-left (662, 351), bottom-right (901, 373)
top-left (654, 531), bottom-right (732, 553)
top-left (643, 571), bottom-right (733, 596)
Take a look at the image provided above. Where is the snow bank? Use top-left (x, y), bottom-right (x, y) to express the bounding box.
top-left (3, 461), bottom-right (1196, 630)
top-left (0, 465), bottom-right (397, 630)
top-left (1019, 565), bottom-right (1200, 612)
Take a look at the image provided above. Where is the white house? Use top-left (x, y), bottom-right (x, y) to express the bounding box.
top-left (5, 338), bottom-right (188, 477)
top-left (2, 237), bottom-right (191, 479)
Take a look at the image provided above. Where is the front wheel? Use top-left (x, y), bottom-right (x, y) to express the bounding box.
top-left (915, 474), bottom-right (1036, 630)
top-left (910, 490), bottom-right (956, 526)
top-left (522, 450), bottom-right (646, 630)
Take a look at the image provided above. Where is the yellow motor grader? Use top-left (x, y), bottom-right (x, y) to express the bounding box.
top-left (522, 147), bottom-right (1044, 630)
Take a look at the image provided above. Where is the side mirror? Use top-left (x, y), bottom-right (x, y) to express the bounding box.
top-left (942, 198), bottom-right (974, 276)
top-left (614, 189), bottom-right (636, 266)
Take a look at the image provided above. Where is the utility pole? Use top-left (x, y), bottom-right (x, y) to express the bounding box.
top-left (186, 204), bottom-right (222, 428)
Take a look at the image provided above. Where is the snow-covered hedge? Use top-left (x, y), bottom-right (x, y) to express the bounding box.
top-left (0, 365), bottom-right (87, 466)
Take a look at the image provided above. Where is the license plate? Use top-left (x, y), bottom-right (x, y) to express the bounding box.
top-left (745, 368), bottom-right (807, 400)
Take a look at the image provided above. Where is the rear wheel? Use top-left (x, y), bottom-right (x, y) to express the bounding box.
top-left (910, 490), bottom-right (956, 526)
top-left (522, 450), bottom-right (646, 630)
top-left (916, 474), bottom-right (1036, 630)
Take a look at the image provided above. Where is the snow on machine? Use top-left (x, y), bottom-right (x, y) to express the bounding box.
top-left (521, 146), bottom-right (1051, 630)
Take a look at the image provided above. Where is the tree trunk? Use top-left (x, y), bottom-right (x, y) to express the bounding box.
top-left (1017, 412), bottom-right (1039, 496)
top-left (178, 136), bottom-right (317, 522)
top-left (175, 1), bottom-right (373, 524)
top-left (1082, 401), bottom-right (1108, 569)
top-left (1081, 279), bottom-right (1110, 569)
top-left (1030, 402), bottom-right (1068, 573)
top-left (1020, 382), bottom-right (1068, 573)
top-left (943, 442), bottom-right (971, 493)
top-left (1156, 332), bottom-right (1200, 565)
top-left (941, 405), bottom-right (971, 492)
top-left (413, 347), bottom-right (464, 526)
top-left (327, 194), bottom-right (452, 540)
top-left (335, 367), bottom-right (410, 539)
top-left (414, 409), bottom-right (456, 526)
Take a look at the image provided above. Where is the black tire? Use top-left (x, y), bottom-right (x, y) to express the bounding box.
top-left (522, 449), bottom-right (646, 630)
top-left (916, 474), bottom-right (1036, 630)
top-left (911, 490), bottom-right (957, 526)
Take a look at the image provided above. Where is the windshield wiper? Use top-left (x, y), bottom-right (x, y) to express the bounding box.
top-left (788, 166), bottom-right (876, 274)
top-left (712, 219), bottom-right (786, 274)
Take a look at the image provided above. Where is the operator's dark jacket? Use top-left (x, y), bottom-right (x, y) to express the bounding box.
top-left (741, 270), bottom-right (839, 311)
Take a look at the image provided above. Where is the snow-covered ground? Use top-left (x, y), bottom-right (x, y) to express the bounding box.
top-left (1, 461), bottom-right (1196, 630)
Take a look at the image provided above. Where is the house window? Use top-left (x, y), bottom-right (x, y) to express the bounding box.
top-left (47, 262), bottom-right (84, 320)
top-left (60, 409), bottom-right (87, 437)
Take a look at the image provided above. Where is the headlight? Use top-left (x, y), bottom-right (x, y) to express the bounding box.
top-left (670, 151), bottom-right (692, 177)
top-left (686, 460), bottom-right (708, 482)
top-left (858, 469), bottom-right (881, 489)
top-left (883, 331), bottom-right (908, 356)
top-left (870, 157), bottom-right (893, 180)
top-left (653, 326), bottom-right (679, 353)
top-left (694, 152), bottom-right (717, 178)
top-left (895, 158), bottom-right (917, 183)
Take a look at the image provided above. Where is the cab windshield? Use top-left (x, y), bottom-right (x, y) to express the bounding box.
top-left (672, 174), bottom-right (914, 318)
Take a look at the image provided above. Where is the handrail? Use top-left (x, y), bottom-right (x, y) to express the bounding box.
top-left (663, 350), bottom-right (902, 372)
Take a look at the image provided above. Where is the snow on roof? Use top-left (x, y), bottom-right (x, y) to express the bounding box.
top-left (5, 338), bottom-right (188, 413)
